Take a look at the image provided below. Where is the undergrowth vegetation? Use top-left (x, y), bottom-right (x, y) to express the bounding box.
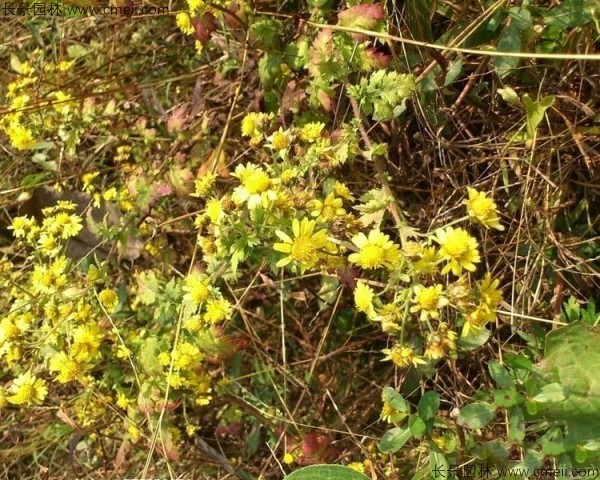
top-left (0, 0), bottom-right (599, 479)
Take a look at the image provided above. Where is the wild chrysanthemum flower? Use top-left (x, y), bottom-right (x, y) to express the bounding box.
top-left (204, 197), bottom-right (224, 225)
top-left (98, 289), bottom-right (119, 312)
top-left (348, 229), bottom-right (400, 270)
top-left (176, 12), bottom-right (194, 35)
top-left (464, 187), bottom-right (504, 230)
top-left (187, 0), bottom-right (204, 11)
top-left (172, 342), bottom-right (202, 370)
top-left (477, 273), bottom-right (502, 309)
top-left (310, 193), bottom-right (345, 221)
top-left (49, 352), bottom-right (87, 383)
top-left (381, 344), bottom-right (426, 368)
top-left (203, 298), bottom-right (233, 324)
top-left (7, 371), bottom-right (48, 406)
top-left (354, 281), bottom-right (375, 317)
top-left (267, 127), bottom-right (290, 151)
top-left (232, 163), bottom-right (275, 209)
top-left (410, 284), bottom-right (448, 321)
top-left (273, 218), bottom-right (335, 272)
top-left (6, 122), bottom-right (35, 150)
top-left (299, 122), bottom-right (325, 142)
top-left (193, 172), bottom-right (217, 198)
top-left (183, 273), bottom-right (211, 304)
top-left (462, 303), bottom-right (496, 337)
top-left (412, 246), bottom-right (439, 275)
top-left (424, 325), bottom-right (457, 360)
top-left (332, 181), bottom-right (354, 202)
top-left (8, 216), bottom-right (36, 238)
top-left (348, 462), bottom-right (365, 473)
top-left (434, 227), bottom-right (480, 275)
top-left (70, 324), bottom-right (103, 362)
top-left (241, 112), bottom-right (261, 137)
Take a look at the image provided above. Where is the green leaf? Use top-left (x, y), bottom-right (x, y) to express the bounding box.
top-left (522, 94), bottom-right (555, 139)
top-left (429, 443), bottom-right (449, 480)
top-left (509, 407), bottom-right (526, 442)
top-left (533, 383), bottom-right (567, 403)
top-left (457, 402), bottom-right (496, 429)
top-left (409, 415), bottom-right (427, 438)
top-left (418, 391), bottom-right (440, 421)
top-left (382, 387), bottom-right (409, 413)
top-left (493, 389), bottom-right (521, 408)
top-left (535, 322), bottom-right (600, 445)
top-left (285, 465), bottom-right (369, 480)
top-left (380, 427), bottom-right (412, 453)
top-left (488, 361), bottom-right (513, 388)
top-left (495, 7), bottom-right (531, 78)
top-left (544, 0), bottom-right (595, 29)
top-left (249, 18), bottom-right (283, 50)
top-left (497, 87), bottom-right (521, 107)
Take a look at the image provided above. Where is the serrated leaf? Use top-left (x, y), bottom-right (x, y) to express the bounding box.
top-left (286, 465), bottom-right (369, 480)
top-left (457, 402), bottom-right (496, 429)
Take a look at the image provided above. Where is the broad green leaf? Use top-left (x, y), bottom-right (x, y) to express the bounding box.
top-left (457, 402), bottom-right (496, 429)
top-left (488, 361), bottom-right (513, 388)
top-left (380, 427), bottom-right (412, 453)
top-left (285, 465), bottom-right (369, 480)
top-left (429, 443), bottom-right (449, 480)
top-left (495, 7), bottom-right (531, 77)
top-left (408, 415), bottom-right (427, 438)
top-left (493, 389), bottom-right (521, 408)
top-left (544, 0), bottom-right (595, 28)
top-left (535, 322), bottom-right (600, 445)
top-left (522, 94), bottom-right (555, 139)
top-left (382, 387), bottom-right (409, 413)
top-left (418, 391), bottom-right (440, 421)
top-left (533, 383), bottom-right (567, 403)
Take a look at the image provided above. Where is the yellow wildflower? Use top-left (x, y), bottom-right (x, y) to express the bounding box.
top-left (205, 197), bottom-right (224, 225)
top-left (7, 122), bottom-right (35, 150)
top-left (434, 227), bottom-right (480, 275)
top-left (354, 281), bottom-right (376, 318)
top-left (183, 273), bottom-right (211, 304)
top-left (299, 122), bottom-right (325, 142)
top-left (8, 216), bottom-right (36, 239)
top-left (413, 246), bottom-right (439, 275)
top-left (232, 163), bottom-right (275, 209)
top-left (462, 303), bottom-right (496, 337)
top-left (49, 352), bottom-right (87, 383)
top-left (311, 193), bottom-right (345, 221)
top-left (464, 187), bottom-right (504, 230)
top-left (176, 12), bottom-right (194, 35)
top-left (7, 371), bottom-right (48, 406)
top-left (381, 344), bottom-right (426, 368)
top-left (267, 127), bottom-right (290, 150)
top-left (98, 289), bottom-right (119, 312)
top-left (410, 284), bottom-right (448, 321)
top-left (203, 298), bottom-right (233, 324)
top-left (348, 462), bottom-right (365, 473)
top-left (273, 217), bottom-right (335, 272)
top-left (333, 181), bottom-right (354, 201)
top-left (477, 273), bottom-right (502, 309)
top-left (348, 229), bottom-right (400, 270)
top-left (172, 342), bottom-right (202, 370)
